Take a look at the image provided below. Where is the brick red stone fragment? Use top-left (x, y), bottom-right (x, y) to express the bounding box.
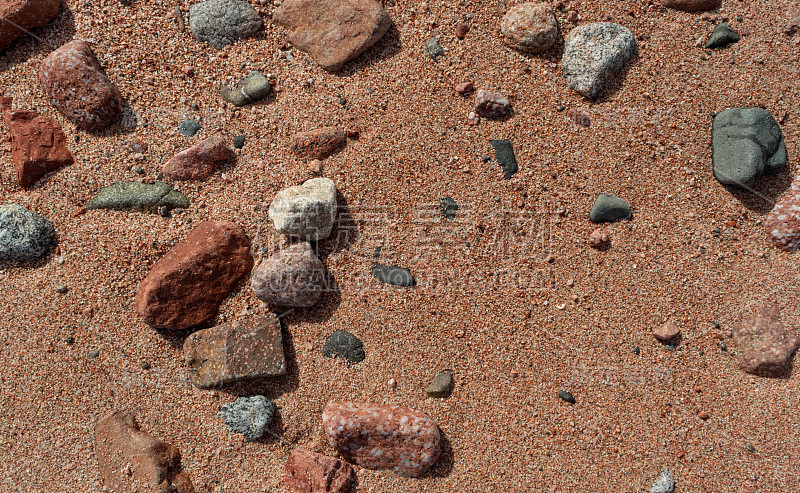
top-left (0, 0), bottom-right (60, 51)
top-left (95, 411), bottom-right (195, 493)
top-left (474, 89), bottom-right (511, 119)
top-left (732, 304), bottom-right (800, 377)
top-left (455, 81), bottom-right (473, 94)
top-left (0, 95), bottom-right (72, 188)
top-left (39, 40), bottom-right (123, 131)
top-left (659, 0), bottom-right (721, 12)
top-left (134, 221), bottom-right (252, 330)
top-left (455, 22), bottom-right (469, 40)
top-left (284, 448), bottom-right (356, 493)
top-left (765, 177), bottom-right (800, 252)
top-left (322, 401), bottom-right (441, 478)
top-left (567, 107), bottom-right (591, 127)
top-left (183, 314), bottom-right (286, 388)
top-left (654, 321), bottom-right (681, 342)
top-left (162, 136), bottom-right (231, 180)
top-left (588, 228), bottom-right (609, 248)
top-left (290, 127), bottom-right (347, 160)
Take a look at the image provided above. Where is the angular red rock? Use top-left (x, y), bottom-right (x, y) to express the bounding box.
top-left (588, 228), bottom-right (609, 248)
top-left (765, 176), bottom-right (800, 252)
top-left (455, 81), bottom-right (474, 94)
top-left (474, 89), bottom-right (511, 119)
top-left (654, 321), bottom-right (681, 342)
top-left (0, 95), bottom-right (73, 188)
top-left (95, 411), bottom-right (195, 493)
top-left (39, 40), bottom-right (123, 131)
top-left (162, 136), bottom-right (231, 181)
top-left (659, 0), bottom-right (721, 12)
top-left (284, 448), bottom-right (356, 493)
top-left (322, 401), bottom-right (441, 478)
top-left (290, 127), bottom-right (347, 160)
top-left (455, 22), bottom-right (469, 40)
top-left (0, 0), bottom-right (61, 51)
top-left (732, 304), bottom-right (800, 377)
top-left (134, 221), bottom-right (253, 330)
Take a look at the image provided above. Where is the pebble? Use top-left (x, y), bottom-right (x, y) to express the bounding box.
top-left (490, 139), bottom-right (518, 179)
top-left (441, 197), bottom-right (458, 219)
top-left (0, 0), bottom-right (60, 50)
top-left (455, 81), bottom-right (474, 94)
top-left (475, 89), bottom-right (511, 119)
top-left (220, 71), bottom-right (271, 106)
top-left (562, 23), bottom-right (637, 99)
top-left (284, 448), bottom-right (357, 493)
top-left (650, 468), bottom-right (674, 493)
top-left (322, 401), bottom-right (441, 477)
top-left (785, 6), bottom-right (800, 35)
top-left (731, 304), bottom-right (799, 377)
top-left (588, 228), bottom-right (610, 248)
top-left (55, 285), bottom-right (68, 294)
top-left (372, 263), bottom-right (415, 287)
top-left (712, 108), bottom-right (785, 188)
top-left (135, 221), bottom-right (253, 330)
top-left (233, 135), bottom-right (246, 149)
top-left (567, 107), bottom-right (591, 127)
top-left (765, 175), bottom-right (800, 251)
top-left (705, 23), bottom-right (740, 49)
top-left (274, 0), bottom-right (390, 71)
top-left (85, 181), bottom-right (189, 213)
top-left (189, 0), bottom-right (263, 49)
top-left (178, 119), bottom-right (201, 137)
top-left (589, 193), bottom-right (631, 223)
top-left (162, 136), bottom-right (232, 181)
top-left (250, 242), bottom-right (326, 308)
top-left (290, 127), bottom-right (347, 159)
top-left (654, 321), bottom-right (681, 343)
top-left (0, 204), bottom-right (56, 262)
top-left (425, 36), bottom-right (445, 60)
top-left (558, 390), bottom-right (576, 404)
top-left (218, 395), bottom-right (275, 441)
top-left (500, 2), bottom-right (559, 54)
top-left (426, 370), bottom-right (453, 398)
top-left (268, 178), bottom-right (337, 241)
top-left (455, 22), bottom-right (469, 39)
top-left (88, 350), bottom-right (99, 358)
top-left (322, 329), bottom-right (365, 363)
top-left (660, 0), bottom-right (720, 12)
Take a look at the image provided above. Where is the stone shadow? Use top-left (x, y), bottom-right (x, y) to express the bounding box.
top-left (427, 429), bottom-right (454, 478)
top-left (335, 22), bottom-right (403, 76)
top-left (726, 165), bottom-right (793, 215)
top-left (0, 2), bottom-right (76, 73)
top-left (84, 98), bottom-right (139, 137)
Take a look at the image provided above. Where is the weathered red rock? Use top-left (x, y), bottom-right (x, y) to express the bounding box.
top-left (659, 0), bottom-right (721, 12)
top-left (274, 0), bottom-right (391, 71)
top-left (785, 6), bottom-right (800, 35)
top-left (455, 81), bottom-right (474, 94)
top-left (474, 89), bottom-right (511, 119)
top-left (284, 448), bottom-right (356, 493)
top-left (162, 136), bottom-right (231, 181)
top-left (567, 107), bottom-right (591, 127)
top-left (183, 314), bottom-right (285, 388)
top-left (732, 305), bottom-right (800, 377)
top-left (95, 411), bottom-right (195, 493)
top-left (134, 221), bottom-right (252, 330)
top-left (588, 228), bottom-right (609, 248)
top-left (290, 127), bottom-right (347, 160)
top-left (0, 96), bottom-right (73, 188)
top-left (455, 22), bottom-right (469, 40)
top-left (654, 321), bottom-right (681, 342)
top-left (322, 401), bottom-right (441, 478)
top-left (765, 177), bottom-right (800, 252)
top-left (39, 40), bottom-right (123, 131)
top-left (0, 0), bottom-right (60, 51)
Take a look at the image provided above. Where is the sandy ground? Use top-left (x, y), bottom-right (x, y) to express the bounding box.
top-left (1, 0), bottom-right (800, 491)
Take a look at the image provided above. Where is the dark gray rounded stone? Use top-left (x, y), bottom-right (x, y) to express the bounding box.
top-left (426, 370), bottom-right (453, 398)
top-left (218, 395), bottom-right (275, 441)
top-left (178, 119), bottom-right (201, 137)
top-left (425, 37), bottom-right (444, 60)
top-left (558, 390), bottom-right (576, 404)
top-left (322, 330), bottom-right (365, 363)
top-left (233, 135), bottom-right (246, 149)
top-left (705, 23), bottom-right (740, 49)
top-left (189, 0), bottom-right (263, 50)
top-left (441, 197), bottom-right (458, 219)
top-left (589, 193), bottom-right (631, 223)
top-left (220, 71), bottom-right (271, 107)
top-left (372, 263), bottom-right (415, 287)
top-left (0, 204), bottom-right (56, 262)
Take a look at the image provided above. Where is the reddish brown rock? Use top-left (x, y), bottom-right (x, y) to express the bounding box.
top-left (322, 401), bottom-right (441, 478)
top-left (455, 22), bottom-right (469, 40)
top-left (455, 81), bottom-right (474, 94)
top-left (0, 95), bottom-right (73, 188)
top-left (162, 136), bottom-right (231, 181)
top-left (134, 221), bottom-right (252, 330)
top-left (500, 2), bottom-right (560, 54)
top-left (785, 6), bottom-right (800, 35)
top-left (183, 314), bottom-right (285, 388)
top-left (765, 176), bottom-right (800, 252)
top-left (39, 40), bottom-right (123, 131)
top-left (290, 127), bottom-right (347, 160)
top-left (474, 89), bottom-right (511, 119)
top-left (95, 411), bottom-right (195, 493)
top-left (654, 321), bottom-right (681, 342)
top-left (732, 305), bottom-right (800, 377)
top-left (567, 107), bottom-right (591, 127)
top-left (0, 0), bottom-right (60, 51)
top-left (250, 242), bottom-right (326, 307)
top-left (284, 448), bottom-right (356, 493)
top-left (273, 0), bottom-right (391, 72)
top-left (659, 0), bottom-right (721, 12)
top-left (588, 228), bottom-right (609, 248)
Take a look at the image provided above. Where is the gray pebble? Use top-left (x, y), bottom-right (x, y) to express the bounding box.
top-left (218, 395), bottom-right (275, 441)
top-left (425, 37), bottom-right (445, 60)
top-left (562, 22), bottom-right (637, 99)
top-left (650, 468), bottom-right (674, 493)
top-left (372, 263), bottom-right (415, 287)
top-left (178, 119), bottom-right (201, 137)
top-left (558, 390), bottom-right (576, 404)
top-left (0, 204), bottom-right (57, 262)
top-left (86, 182), bottom-right (190, 213)
top-left (441, 197), bottom-right (458, 220)
top-left (322, 330), bottom-right (365, 363)
top-left (490, 139), bottom-right (518, 179)
top-left (55, 285), bottom-right (68, 294)
top-left (426, 370), bottom-right (453, 398)
top-left (233, 135), bottom-right (246, 149)
top-left (88, 350), bottom-right (99, 359)
top-left (189, 0), bottom-right (263, 49)
top-left (705, 23), bottom-right (740, 49)
top-left (220, 71), bottom-right (271, 106)
top-left (589, 193), bottom-right (631, 223)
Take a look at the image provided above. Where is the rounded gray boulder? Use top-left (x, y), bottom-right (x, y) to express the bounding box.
top-left (0, 204), bottom-right (56, 261)
top-left (189, 0), bottom-right (263, 50)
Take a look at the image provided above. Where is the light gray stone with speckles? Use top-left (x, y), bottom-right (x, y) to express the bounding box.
top-left (0, 204), bottom-right (56, 261)
top-left (189, 0), bottom-right (263, 49)
top-left (562, 22), bottom-right (637, 99)
top-left (650, 468), bottom-right (674, 493)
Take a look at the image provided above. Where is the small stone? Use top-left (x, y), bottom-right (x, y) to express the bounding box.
top-left (650, 468), bottom-right (674, 493)
top-left (233, 135), bottom-right (246, 149)
top-left (698, 410), bottom-right (710, 420)
top-left (467, 111), bottom-right (480, 125)
top-left (308, 159), bottom-right (323, 174)
top-left (654, 321), bottom-right (681, 343)
top-left (269, 178), bottom-right (337, 240)
top-left (588, 228), bottom-right (609, 248)
top-left (475, 89), bottom-right (511, 119)
top-left (38, 40), bottom-right (123, 131)
top-left (55, 285), bottom-right (68, 294)
top-left (633, 346), bottom-right (640, 355)
top-left (558, 390), bottom-right (576, 403)
top-left (322, 401), bottom-right (441, 477)
top-left (556, 104), bottom-right (565, 111)
top-left (500, 2), bottom-right (559, 54)
top-left (455, 81), bottom-right (474, 94)
top-left (455, 22), bottom-right (469, 39)
top-left (88, 350), bottom-right (100, 358)
top-left (567, 107), bottom-right (591, 127)
top-left (251, 242), bottom-right (326, 308)
top-left (562, 23), bottom-right (637, 100)
top-left (86, 181), bottom-right (189, 213)
top-left (731, 304), bottom-right (799, 377)
top-left (0, 0), bottom-right (60, 51)
top-left (290, 127), bottom-right (347, 160)
top-left (178, 119), bottom-right (201, 137)
top-left (162, 136), bottom-right (232, 181)
top-left (0, 204), bottom-right (56, 262)
top-left (589, 193), bottom-right (631, 223)
top-left (322, 330), bottom-right (365, 363)
top-left (65, 336), bottom-right (75, 344)
top-left (158, 206), bottom-right (171, 218)
top-left (712, 108), bottom-right (785, 188)
top-left (387, 378), bottom-right (397, 388)
top-left (765, 175), bottom-right (800, 251)
top-left (220, 71), bottom-right (271, 106)
top-left (135, 221), bottom-right (253, 330)
top-left (660, 0), bottom-right (720, 12)
top-left (426, 370), bottom-right (453, 398)
top-left (189, 0), bottom-right (263, 49)
top-left (785, 6), bottom-right (800, 35)
top-left (95, 411), bottom-right (194, 493)
top-left (705, 23), bottom-right (740, 48)
top-left (284, 448), bottom-right (356, 493)
top-left (372, 263), bottom-right (415, 287)
top-left (132, 165), bottom-right (144, 175)
top-left (141, 362), bottom-right (151, 370)
top-left (218, 395), bottom-right (275, 441)
top-left (184, 314), bottom-right (286, 387)
top-left (425, 36), bottom-right (444, 60)
top-left (274, 0), bottom-right (391, 71)
top-left (490, 139), bottom-right (518, 179)
top-left (746, 443), bottom-right (756, 453)
top-left (441, 197), bottom-right (458, 219)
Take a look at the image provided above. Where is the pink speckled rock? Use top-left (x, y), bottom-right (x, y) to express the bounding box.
top-left (474, 89), bottom-right (510, 119)
top-left (38, 40), bottom-right (123, 131)
top-left (284, 448), bottom-right (356, 493)
top-left (322, 401), bottom-right (441, 478)
top-left (162, 136), bottom-right (231, 181)
top-left (732, 304), bottom-right (800, 377)
top-left (765, 177), bottom-right (800, 252)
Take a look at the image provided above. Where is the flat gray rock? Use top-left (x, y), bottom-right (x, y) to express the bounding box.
top-left (712, 108), bottom-right (786, 188)
top-left (218, 395), bottom-right (275, 441)
top-left (562, 22), bottom-right (637, 99)
top-left (650, 469), bottom-right (674, 493)
top-left (322, 329), bottom-right (365, 363)
top-left (372, 263), bottom-right (415, 287)
top-left (86, 182), bottom-right (190, 213)
top-left (589, 193), bottom-right (631, 223)
top-left (0, 204), bottom-right (56, 261)
top-left (189, 0), bottom-right (263, 49)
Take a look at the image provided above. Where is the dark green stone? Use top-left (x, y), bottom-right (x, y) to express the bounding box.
top-left (705, 23), bottom-right (740, 49)
top-left (86, 182), bottom-right (190, 213)
top-left (490, 139), bottom-right (518, 179)
top-left (372, 263), bottom-right (415, 287)
top-left (322, 330), bottom-right (365, 363)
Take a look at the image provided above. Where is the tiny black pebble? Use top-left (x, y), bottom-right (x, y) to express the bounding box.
top-left (720, 342), bottom-right (728, 351)
top-left (665, 344), bottom-right (676, 351)
top-left (191, 103), bottom-right (199, 111)
top-left (132, 165), bottom-right (145, 175)
top-left (73, 135), bottom-right (80, 143)
top-left (158, 206), bottom-right (171, 218)
top-left (737, 15), bottom-right (743, 22)
top-left (55, 285), bottom-right (68, 294)
top-left (339, 97), bottom-right (347, 106)
top-left (261, 246), bottom-right (269, 255)
top-left (713, 321), bottom-right (721, 329)
top-left (481, 155), bottom-right (491, 163)
top-left (65, 336), bottom-right (75, 345)
top-left (558, 390), bottom-right (576, 404)
top-left (746, 443), bottom-right (756, 452)
top-left (233, 135), bottom-right (246, 149)
top-left (633, 346), bottom-right (640, 355)
top-left (556, 105), bottom-right (565, 111)
top-left (141, 362), bottom-right (151, 370)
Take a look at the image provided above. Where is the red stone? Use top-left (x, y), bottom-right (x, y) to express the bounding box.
top-left (134, 221), bottom-right (253, 330)
top-left (455, 22), bottom-right (469, 40)
top-left (765, 176), bottom-right (800, 252)
top-left (290, 127), bottom-right (347, 160)
top-left (0, 96), bottom-right (72, 188)
top-left (474, 89), bottom-right (510, 119)
top-left (659, 0), bottom-right (721, 12)
top-left (567, 108), bottom-right (591, 127)
top-left (654, 321), bottom-right (681, 342)
top-left (786, 6), bottom-right (800, 35)
top-left (95, 411), bottom-right (195, 493)
top-left (162, 136), bottom-right (231, 181)
top-left (455, 81), bottom-right (474, 94)
top-left (284, 448), bottom-right (356, 493)
top-left (0, 0), bottom-right (60, 51)
top-left (588, 228), bottom-right (609, 248)
top-left (732, 304), bottom-right (800, 377)
top-left (39, 40), bottom-right (123, 131)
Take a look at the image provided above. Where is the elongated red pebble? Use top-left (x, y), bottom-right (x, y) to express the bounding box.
top-left (765, 177), bottom-right (800, 252)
